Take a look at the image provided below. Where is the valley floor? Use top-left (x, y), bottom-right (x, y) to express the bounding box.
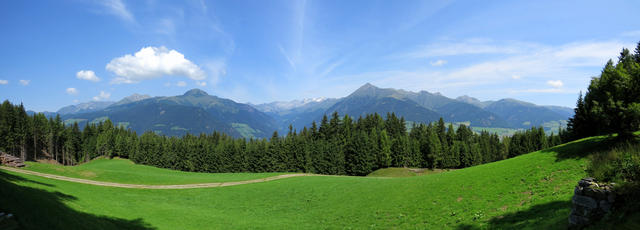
top-left (0, 135), bottom-right (609, 229)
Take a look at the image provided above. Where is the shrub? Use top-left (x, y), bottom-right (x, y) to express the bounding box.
top-left (587, 142), bottom-right (640, 183)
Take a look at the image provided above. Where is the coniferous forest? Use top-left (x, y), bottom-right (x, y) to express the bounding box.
top-left (0, 101), bottom-right (564, 176)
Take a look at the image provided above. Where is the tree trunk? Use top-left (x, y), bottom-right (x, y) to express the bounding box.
top-left (33, 134), bottom-right (37, 161)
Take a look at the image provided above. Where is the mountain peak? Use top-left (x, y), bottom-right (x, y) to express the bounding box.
top-left (456, 95), bottom-right (479, 102)
top-left (351, 83), bottom-right (381, 97)
top-left (184, 89), bottom-right (209, 97)
top-left (359, 82), bottom-right (376, 89)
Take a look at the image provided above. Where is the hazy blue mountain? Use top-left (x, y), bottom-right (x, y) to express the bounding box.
top-left (109, 93), bottom-right (151, 107)
top-left (323, 84), bottom-right (442, 123)
top-left (455, 95), bottom-right (494, 108)
top-left (543, 105), bottom-right (575, 120)
top-left (26, 110), bottom-right (57, 118)
top-left (254, 98), bottom-right (340, 131)
top-left (402, 90), bottom-right (508, 127)
top-left (484, 99), bottom-right (570, 128)
top-left (62, 89), bottom-right (277, 138)
top-left (57, 101), bottom-right (114, 115)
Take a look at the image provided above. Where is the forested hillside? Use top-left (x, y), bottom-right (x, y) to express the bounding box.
top-left (0, 100), bottom-right (564, 176)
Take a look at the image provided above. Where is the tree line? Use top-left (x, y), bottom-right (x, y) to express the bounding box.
top-left (1, 101), bottom-right (564, 176)
top-left (568, 41), bottom-right (640, 140)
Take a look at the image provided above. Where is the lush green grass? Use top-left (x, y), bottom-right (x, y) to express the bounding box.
top-left (367, 167), bottom-right (450, 177)
top-left (1, 135), bottom-right (612, 229)
top-left (23, 158), bottom-right (286, 185)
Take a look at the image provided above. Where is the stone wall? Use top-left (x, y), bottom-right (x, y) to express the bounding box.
top-left (568, 177), bottom-right (616, 228)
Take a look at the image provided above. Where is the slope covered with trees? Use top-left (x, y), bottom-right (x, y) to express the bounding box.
top-left (568, 42), bottom-right (640, 140)
top-left (0, 100), bottom-right (563, 176)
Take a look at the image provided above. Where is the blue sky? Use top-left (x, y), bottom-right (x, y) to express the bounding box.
top-left (1, 0), bottom-right (639, 111)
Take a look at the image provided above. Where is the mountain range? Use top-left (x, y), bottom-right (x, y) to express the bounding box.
top-left (39, 83), bottom-right (573, 138)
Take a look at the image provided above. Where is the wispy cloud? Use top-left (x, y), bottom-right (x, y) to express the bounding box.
top-left (337, 39), bottom-right (634, 98)
top-left (547, 80), bottom-right (563, 88)
top-left (66, 87), bottom-right (78, 95)
top-left (621, 30), bottom-right (640, 37)
top-left (92, 91), bottom-right (111, 101)
top-left (19, 80), bottom-right (30, 86)
top-left (405, 39), bottom-right (540, 58)
top-left (99, 0), bottom-right (134, 22)
top-left (0, 80), bottom-right (7, 85)
top-left (176, 81), bottom-right (187, 87)
top-left (204, 59), bottom-right (227, 86)
top-left (430, 59), bottom-right (447, 66)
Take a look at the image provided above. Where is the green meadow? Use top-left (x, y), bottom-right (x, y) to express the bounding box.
top-left (0, 135), bottom-right (612, 229)
top-left (22, 158), bottom-right (285, 185)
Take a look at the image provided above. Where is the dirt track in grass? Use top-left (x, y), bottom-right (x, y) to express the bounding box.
top-left (0, 166), bottom-right (311, 189)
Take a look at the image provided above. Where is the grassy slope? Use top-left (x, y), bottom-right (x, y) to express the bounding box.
top-left (23, 158), bottom-right (285, 185)
top-left (0, 135), bottom-right (611, 229)
top-left (367, 167), bottom-right (451, 177)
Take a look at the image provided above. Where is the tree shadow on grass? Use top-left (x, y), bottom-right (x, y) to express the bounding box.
top-left (456, 200), bottom-right (571, 230)
top-left (0, 170), bottom-right (155, 230)
top-left (540, 135), bottom-right (619, 162)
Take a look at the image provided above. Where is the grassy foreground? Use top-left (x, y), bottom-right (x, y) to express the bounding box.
top-left (23, 158), bottom-right (285, 185)
top-left (366, 167), bottom-right (451, 177)
top-left (0, 135), bottom-right (612, 229)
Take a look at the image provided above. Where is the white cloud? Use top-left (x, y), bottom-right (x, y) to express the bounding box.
top-left (99, 0), bottom-right (134, 22)
top-left (93, 91), bottom-right (111, 101)
top-left (196, 81), bottom-right (207, 86)
top-left (19, 80), bottom-right (30, 86)
top-left (0, 80), bottom-right (7, 85)
top-left (76, 70), bottom-right (101, 82)
top-left (547, 80), bottom-right (564, 88)
top-left (73, 99), bottom-right (79, 103)
top-left (511, 75), bottom-right (521, 80)
top-left (430, 59), bottom-right (447, 66)
top-left (66, 88), bottom-right (78, 95)
top-left (176, 81), bottom-right (187, 87)
top-left (107, 46), bottom-right (206, 84)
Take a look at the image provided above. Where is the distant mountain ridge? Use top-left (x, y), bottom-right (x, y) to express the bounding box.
top-left (57, 101), bottom-right (115, 115)
top-left (254, 83), bottom-right (573, 132)
top-left (61, 89), bottom-right (277, 138)
top-left (38, 83), bottom-right (573, 138)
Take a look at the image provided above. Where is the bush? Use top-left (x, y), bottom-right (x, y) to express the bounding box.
top-left (588, 142), bottom-right (640, 183)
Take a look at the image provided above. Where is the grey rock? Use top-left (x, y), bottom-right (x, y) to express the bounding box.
top-left (574, 186), bottom-right (583, 195)
top-left (599, 200), bottom-right (612, 213)
top-left (573, 195), bottom-right (598, 209)
top-left (569, 214), bottom-right (590, 226)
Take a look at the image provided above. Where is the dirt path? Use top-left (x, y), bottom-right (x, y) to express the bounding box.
top-left (0, 166), bottom-right (311, 189)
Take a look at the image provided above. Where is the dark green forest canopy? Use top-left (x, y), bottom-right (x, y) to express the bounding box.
top-left (568, 41), bottom-right (640, 140)
top-left (1, 101), bottom-right (563, 176)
